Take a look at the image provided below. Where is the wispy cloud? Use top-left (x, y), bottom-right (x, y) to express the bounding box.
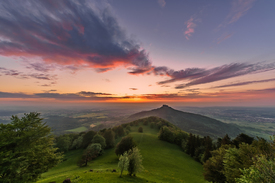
top-left (0, 67), bottom-right (57, 81)
top-left (212, 78), bottom-right (275, 89)
top-left (219, 0), bottom-right (256, 28)
top-left (217, 33), bottom-right (234, 44)
top-left (147, 62), bottom-right (275, 89)
top-left (183, 7), bottom-right (206, 40)
top-left (103, 79), bottom-right (110, 82)
top-left (42, 90), bottom-right (57, 93)
top-left (0, 91), bottom-right (122, 101)
top-left (0, 0), bottom-right (152, 74)
top-left (157, 0), bottom-right (166, 8)
top-left (129, 88), bottom-right (138, 90)
top-left (184, 17), bottom-right (198, 40)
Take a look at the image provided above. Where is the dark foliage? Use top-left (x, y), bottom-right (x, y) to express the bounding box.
top-left (81, 130), bottom-right (97, 149)
top-left (232, 133), bottom-right (254, 148)
top-left (115, 136), bottom-right (136, 156)
top-left (138, 126), bottom-right (143, 133)
top-left (0, 112), bottom-right (62, 182)
top-left (102, 129), bottom-right (115, 149)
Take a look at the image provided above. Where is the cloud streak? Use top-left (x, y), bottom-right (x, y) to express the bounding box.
top-left (217, 33), bottom-right (234, 44)
top-left (129, 88), bottom-right (138, 90)
top-left (174, 62), bottom-right (275, 89)
top-left (0, 0), bottom-right (152, 74)
top-left (212, 78), bottom-right (275, 89)
top-left (0, 67), bottom-right (57, 81)
top-left (219, 0), bottom-right (256, 28)
top-left (1, 87), bottom-right (275, 104)
top-left (145, 62), bottom-right (275, 89)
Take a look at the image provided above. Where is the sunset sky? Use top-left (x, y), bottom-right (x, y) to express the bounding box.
top-left (1, 0), bottom-right (275, 106)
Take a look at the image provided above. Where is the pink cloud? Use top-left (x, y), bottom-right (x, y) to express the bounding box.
top-left (184, 17), bottom-right (197, 40)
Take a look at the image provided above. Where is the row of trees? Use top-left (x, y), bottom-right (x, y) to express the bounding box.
top-left (55, 127), bottom-right (118, 153)
top-left (158, 125), bottom-right (213, 163)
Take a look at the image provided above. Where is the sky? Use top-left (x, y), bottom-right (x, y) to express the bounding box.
top-left (0, 0), bottom-right (275, 106)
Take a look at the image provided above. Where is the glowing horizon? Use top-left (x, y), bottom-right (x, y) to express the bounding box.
top-left (1, 0), bottom-right (275, 107)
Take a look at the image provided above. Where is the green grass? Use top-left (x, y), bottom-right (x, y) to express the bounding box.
top-left (38, 125), bottom-right (207, 183)
top-left (66, 126), bottom-right (88, 132)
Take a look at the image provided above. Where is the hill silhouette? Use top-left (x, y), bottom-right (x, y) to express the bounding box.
top-left (128, 105), bottom-right (242, 138)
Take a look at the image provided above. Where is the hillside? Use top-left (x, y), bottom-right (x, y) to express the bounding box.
top-left (37, 124), bottom-right (206, 183)
top-left (128, 105), bottom-right (242, 138)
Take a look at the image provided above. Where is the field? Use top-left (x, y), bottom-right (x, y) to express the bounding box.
top-left (66, 126), bottom-right (88, 133)
top-left (75, 113), bottom-right (107, 119)
top-left (38, 125), bottom-right (207, 183)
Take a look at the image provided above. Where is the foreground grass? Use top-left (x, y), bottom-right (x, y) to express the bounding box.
top-left (38, 125), bottom-right (207, 183)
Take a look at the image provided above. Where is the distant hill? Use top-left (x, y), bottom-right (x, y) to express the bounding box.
top-left (128, 105), bottom-right (242, 138)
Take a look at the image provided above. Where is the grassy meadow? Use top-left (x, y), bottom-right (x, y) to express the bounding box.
top-left (38, 125), bottom-right (207, 183)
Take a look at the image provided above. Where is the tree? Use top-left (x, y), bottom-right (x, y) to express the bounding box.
top-left (127, 147), bottom-right (144, 176)
top-left (71, 134), bottom-right (83, 149)
top-left (55, 135), bottom-right (71, 152)
top-left (232, 133), bottom-right (254, 148)
top-left (202, 136), bottom-right (213, 163)
top-left (91, 134), bottom-right (106, 149)
top-left (118, 151), bottom-right (129, 177)
top-left (114, 125), bottom-right (125, 137)
top-left (236, 155), bottom-right (275, 183)
top-left (158, 126), bottom-right (175, 143)
top-left (115, 135), bottom-right (136, 156)
top-left (174, 130), bottom-right (188, 146)
top-left (0, 112), bottom-right (62, 182)
top-left (77, 143), bottom-right (102, 167)
top-left (138, 126), bottom-right (143, 133)
top-left (81, 130), bottom-right (96, 148)
top-left (103, 129), bottom-right (115, 149)
top-left (221, 134), bottom-right (232, 146)
top-left (203, 145), bottom-right (231, 183)
top-left (223, 139), bottom-right (274, 183)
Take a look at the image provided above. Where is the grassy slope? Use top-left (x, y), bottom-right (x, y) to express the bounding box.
top-left (38, 125), bottom-right (207, 183)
